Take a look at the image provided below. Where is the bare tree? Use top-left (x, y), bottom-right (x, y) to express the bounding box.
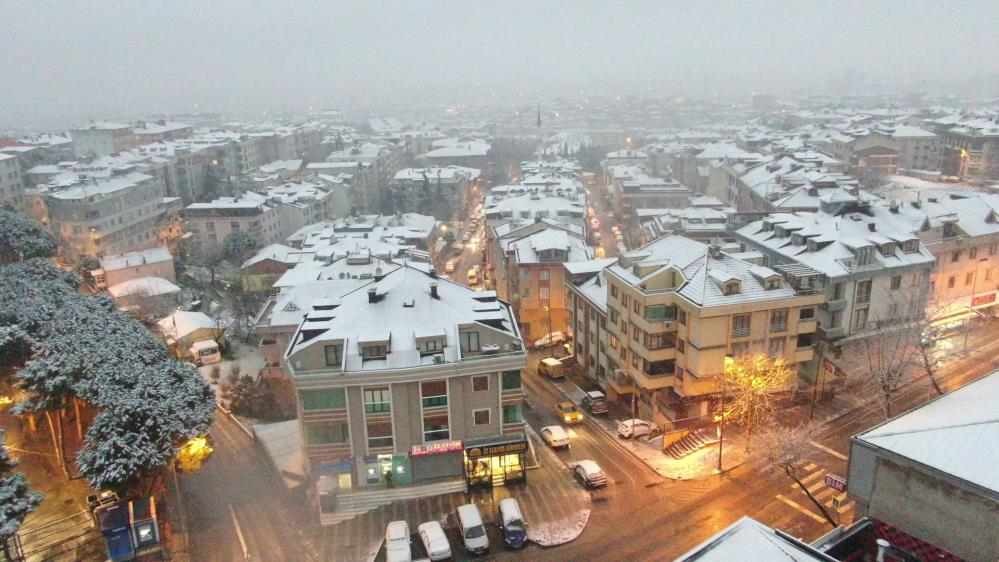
top-left (723, 353), bottom-right (794, 451)
top-left (758, 423), bottom-right (837, 528)
top-left (857, 316), bottom-right (915, 419)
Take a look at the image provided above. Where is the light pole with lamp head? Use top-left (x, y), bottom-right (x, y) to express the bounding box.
top-left (963, 256), bottom-right (988, 353)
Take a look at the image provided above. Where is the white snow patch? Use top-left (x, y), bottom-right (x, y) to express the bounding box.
top-left (527, 509), bottom-right (591, 547)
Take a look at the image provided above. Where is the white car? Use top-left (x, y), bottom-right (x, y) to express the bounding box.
top-left (385, 520), bottom-right (412, 562)
top-left (532, 331), bottom-right (566, 349)
top-left (417, 521), bottom-right (451, 561)
top-left (445, 260), bottom-right (456, 273)
top-left (540, 425), bottom-right (570, 449)
top-left (571, 459), bottom-right (607, 489)
top-left (617, 419), bottom-right (656, 439)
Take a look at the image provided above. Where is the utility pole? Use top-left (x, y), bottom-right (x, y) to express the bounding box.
top-left (963, 257), bottom-right (988, 353)
top-left (717, 354), bottom-right (732, 473)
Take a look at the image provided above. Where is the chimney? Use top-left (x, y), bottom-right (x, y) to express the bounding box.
top-left (430, 281), bottom-right (439, 299)
top-left (875, 539), bottom-right (891, 562)
top-left (889, 200), bottom-right (899, 213)
top-left (367, 287), bottom-right (378, 303)
top-left (868, 223), bottom-right (877, 232)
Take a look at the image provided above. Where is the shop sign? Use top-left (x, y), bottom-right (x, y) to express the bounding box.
top-left (411, 440), bottom-right (463, 457)
top-left (311, 456), bottom-right (353, 474)
top-left (972, 293), bottom-right (996, 308)
top-left (825, 473), bottom-right (847, 492)
top-left (466, 440), bottom-right (527, 458)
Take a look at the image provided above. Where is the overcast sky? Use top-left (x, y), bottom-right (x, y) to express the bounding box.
top-left (2, 0), bottom-right (997, 128)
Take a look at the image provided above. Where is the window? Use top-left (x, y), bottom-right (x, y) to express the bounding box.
top-left (644, 331), bottom-right (676, 350)
top-left (206, 221), bottom-right (215, 232)
top-left (230, 221), bottom-right (240, 230)
top-left (832, 282), bottom-right (844, 300)
top-left (362, 345), bottom-right (387, 359)
top-left (539, 287), bottom-right (550, 300)
top-left (423, 414), bottom-right (449, 441)
top-left (459, 331), bottom-right (480, 353)
top-left (987, 268), bottom-right (994, 282)
top-left (622, 294), bottom-right (629, 307)
top-left (890, 276), bottom-right (902, 290)
top-left (502, 404), bottom-right (523, 424)
top-left (539, 270), bottom-right (550, 281)
top-left (855, 280), bottom-right (872, 305)
top-left (951, 250), bottom-right (961, 263)
top-left (852, 308), bottom-right (869, 332)
top-left (969, 247), bottom-right (978, 259)
top-left (418, 338), bottom-right (443, 354)
top-left (947, 276), bottom-right (956, 289)
top-left (305, 423), bottom-right (347, 445)
top-left (768, 337), bottom-right (786, 356)
top-left (610, 284), bottom-right (618, 298)
top-left (300, 388), bottom-right (346, 411)
top-left (609, 335), bottom-right (619, 349)
top-left (796, 333), bottom-right (814, 348)
top-left (678, 310), bottom-right (687, 325)
top-left (472, 376), bottom-right (489, 392)
top-left (677, 339), bottom-right (685, 353)
top-left (723, 281), bottom-right (740, 296)
top-left (324, 344), bottom-right (343, 367)
top-left (631, 353), bottom-right (639, 368)
top-left (473, 409), bottom-right (490, 426)
top-left (965, 272), bottom-right (974, 286)
top-left (631, 323), bottom-right (640, 342)
top-left (366, 421), bottom-right (393, 449)
top-left (521, 287), bottom-right (531, 299)
top-left (633, 300), bottom-right (640, 314)
top-left (363, 387), bottom-right (391, 414)
top-left (770, 310), bottom-right (788, 333)
top-left (731, 314), bottom-right (751, 338)
top-left (731, 341), bottom-right (750, 356)
top-left (609, 308), bottom-right (619, 324)
top-left (799, 308), bottom-right (815, 321)
top-left (501, 370), bottom-right (522, 391)
top-left (644, 304), bottom-right (676, 321)
top-left (420, 380), bottom-right (447, 408)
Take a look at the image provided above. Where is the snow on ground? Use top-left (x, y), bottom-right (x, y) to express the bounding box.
top-left (528, 509), bottom-right (591, 547)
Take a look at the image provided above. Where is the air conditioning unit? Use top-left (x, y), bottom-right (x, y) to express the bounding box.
top-left (663, 320), bottom-right (674, 329)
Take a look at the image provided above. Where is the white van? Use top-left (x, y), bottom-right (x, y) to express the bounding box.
top-left (456, 503), bottom-right (489, 554)
top-left (538, 357), bottom-right (565, 379)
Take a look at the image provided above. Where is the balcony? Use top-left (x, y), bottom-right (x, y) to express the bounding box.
top-left (794, 347), bottom-right (814, 363)
top-left (607, 369), bottom-right (634, 395)
top-left (631, 369), bottom-right (675, 390)
top-left (822, 298), bottom-right (847, 312)
top-left (797, 318), bottom-right (818, 333)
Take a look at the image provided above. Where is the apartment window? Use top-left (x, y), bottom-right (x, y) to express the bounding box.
top-left (631, 353), bottom-right (639, 368)
top-left (644, 332), bottom-right (676, 350)
top-left (420, 380), bottom-right (447, 408)
top-left (472, 375), bottom-right (489, 392)
top-left (799, 308), bottom-right (815, 321)
top-left (423, 414), bottom-right (449, 442)
top-left (855, 280), bottom-right (872, 305)
top-left (362, 345), bottom-right (387, 359)
top-left (770, 310), bottom-right (788, 333)
top-left (677, 339), bottom-right (685, 354)
top-left (230, 222), bottom-right (240, 230)
top-left (521, 287), bottom-right (531, 299)
top-left (324, 344), bottom-right (343, 367)
top-left (418, 338), bottom-right (443, 354)
top-left (539, 287), bottom-right (550, 300)
top-left (366, 421), bottom-right (393, 449)
top-left (459, 331), bottom-right (480, 353)
top-left (965, 272), bottom-right (974, 286)
top-left (631, 323), bottom-right (641, 342)
top-left (622, 294), bottom-right (630, 307)
top-left (633, 300), bottom-right (640, 314)
top-left (731, 341), bottom-right (750, 356)
top-left (299, 388), bottom-right (346, 411)
top-left (832, 282), bottom-right (844, 300)
top-left (731, 314), bottom-right (751, 338)
top-left (951, 250), bottom-right (961, 263)
top-left (947, 276), bottom-right (956, 289)
top-left (305, 423), bottom-right (347, 445)
top-left (796, 333), bottom-right (814, 348)
top-left (610, 284), bottom-right (618, 298)
top-left (890, 276), bottom-right (902, 290)
top-left (678, 309), bottom-right (687, 325)
top-left (969, 247), bottom-right (978, 259)
top-left (609, 308), bottom-right (619, 324)
top-left (609, 335), bottom-right (619, 349)
top-left (473, 409), bottom-right (491, 426)
top-left (501, 370), bottom-right (521, 391)
top-left (644, 304), bottom-right (675, 321)
top-left (363, 387), bottom-right (391, 414)
top-left (852, 308), bottom-right (869, 332)
top-left (768, 337), bottom-right (786, 356)
top-left (502, 403), bottom-right (523, 424)
top-left (539, 269), bottom-right (550, 281)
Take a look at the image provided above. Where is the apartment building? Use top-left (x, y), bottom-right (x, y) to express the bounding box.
top-left (604, 164), bottom-right (692, 219)
top-left (573, 235), bottom-right (823, 425)
top-left (563, 258), bottom-right (616, 384)
top-left (43, 171), bottom-right (168, 260)
top-left (327, 142), bottom-right (404, 212)
top-left (494, 222), bottom-right (593, 340)
top-left (132, 121), bottom-right (194, 144)
top-left (70, 122), bottom-right (137, 157)
top-left (284, 266), bottom-right (528, 523)
top-left (183, 193), bottom-right (282, 254)
top-left (719, 153), bottom-right (860, 213)
top-left (0, 153), bottom-right (26, 212)
top-left (389, 166), bottom-right (482, 219)
top-left (934, 116), bottom-right (999, 182)
top-left (736, 195), bottom-right (936, 342)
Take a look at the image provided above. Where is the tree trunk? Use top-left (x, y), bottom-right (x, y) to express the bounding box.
top-left (786, 466), bottom-right (837, 527)
top-left (44, 410), bottom-right (70, 479)
top-left (74, 398), bottom-right (84, 440)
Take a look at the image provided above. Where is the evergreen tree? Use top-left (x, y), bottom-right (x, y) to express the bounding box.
top-left (222, 232), bottom-right (258, 266)
top-left (0, 447), bottom-right (42, 561)
top-left (0, 210), bottom-right (56, 264)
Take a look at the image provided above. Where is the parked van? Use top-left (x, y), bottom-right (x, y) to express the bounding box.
top-left (498, 498), bottom-right (528, 549)
top-left (190, 339), bottom-right (221, 365)
top-left (538, 357), bottom-right (565, 379)
top-left (581, 391), bottom-right (608, 415)
top-left (457, 503), bottom-right (489, 554)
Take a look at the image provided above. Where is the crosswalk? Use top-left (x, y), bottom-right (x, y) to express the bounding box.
top-left (775, 460), bottom-right (854, 526)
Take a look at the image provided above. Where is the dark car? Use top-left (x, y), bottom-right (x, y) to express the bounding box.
top-left (498, 498), bottom-right (528, 549)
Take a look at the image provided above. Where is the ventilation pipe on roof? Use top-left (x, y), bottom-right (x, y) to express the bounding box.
top-left (708, 245), bottom-right (723, 259)
top-left (428, 266), bottom-right (437, 279)
top-left (430, 281), bottom-right (439, 299)
top-left (868, 223), bottom-right (877, 232)
top-left (367, 287), bottom-right (378, 303)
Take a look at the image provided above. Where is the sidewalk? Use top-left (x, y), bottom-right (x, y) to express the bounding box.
top-left (548, 377), bottom-right (753, 480)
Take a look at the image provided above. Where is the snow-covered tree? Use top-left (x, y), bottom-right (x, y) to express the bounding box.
top-left (758, 424), bottom-right (837, 527)
top-left (0, 447), bottom-right (43, 560)
top-left (721, 353), bottom-right (793, 451)
top-left (222, 232), bottom-right (258, 266)
top-left (0, 210), bottom-right (57, 264)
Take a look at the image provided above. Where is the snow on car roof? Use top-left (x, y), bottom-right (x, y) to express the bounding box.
top-left (576, 460), bottom-right (602, 474)
top-left (542, 425), bottom-right (569, 438)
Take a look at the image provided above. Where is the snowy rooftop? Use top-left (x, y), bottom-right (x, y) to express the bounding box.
top-left (107, 276), bottom-right (181, 298)
top-left (500, 226), bottom-right (593, 265)
top-left (855, 370), bottom-right (999, 493)
top-left (241, 244), bottom-right (301, 269)
top-left (185, 192), bottom-right (270, 211)
top-left (100, 247), bottom-right (172, 272)
top-left (43, 171), bottom-right (154, 200)
top-left (157, 310), bottom-right (217, 341)
top-left (673, 516), bottom-right (829, 562)
top-left (393, 166), bottom-right (481, 182)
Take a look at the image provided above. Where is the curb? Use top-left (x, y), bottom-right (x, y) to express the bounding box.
top-left (217, 404), bottom-right (256, 440)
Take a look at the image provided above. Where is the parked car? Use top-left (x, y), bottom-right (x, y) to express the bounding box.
top-left (467, 267), bottom-right (479, 285)
top-left (445, 260), bottom-right (456, 273)
top-left (532, 331), bottom-right (566, 349)
top-left (498, 498), bottom-right (528, 549)
top-left (417, 521), bottom-right (452, 561)
top-left (571, 460), bottom-right (607, 488)
top-left (538, 357), bottom-right (565, 379)
top-left (457, 503), bottom-right (489, 554)
top-left (554, 401), bottom-right (583, 424)
top-left (385, 520), bottom-right (412, 562)
top-left (617, 418), bottom-right (656, 439)
top-left (541, 425), bottom-right (570, 449)
top-left (581, 391), bottom-right (608, 415)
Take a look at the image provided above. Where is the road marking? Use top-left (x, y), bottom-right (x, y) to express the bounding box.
top-left (776, 494), bottom-right (827, 524)
top-left (809, 440), bottom-right (848, 460)
top-left (805, 480), bottom-right (826, 494)
top-left (813, 487), bottom-right (837, 502)
top-left (228, 504), bottom-right (250, 560)
top-left (793, 470), bottom-right (825, 489)
top-left (803, 462), bottom-right (817, 471)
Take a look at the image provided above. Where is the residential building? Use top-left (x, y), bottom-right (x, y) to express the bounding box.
top-left (483, 183), bottom-right (587, 232)
top-left (131, 120), bottom-right (193, 144)
top-left (934, 116), bottom-right (999, 182)
top-left (388, 166), bottom-right (482, 219)
top-left (719, 153), bottom-right (860, 213)
top-left (93, 247), bottom-right (175, 289)
top-left (570, 235), bottom-right (824, 424)
top-left (638, 196), bottom-right (736, 244)
top-left (183, 192), bottom-right (282, 254)
top-left (494, 222), bottom-right (594, 340)
top-left (848, 370), bottom-right (999, 562)
top-left (43, 171), bottom-right (168, 260)
top-left (327, 142), bottom-right (404, 212)
top-left (107, 276), bottom-right (182, 318)
top-left (735, 195), bottom-right (936, 342)
top-left (0, 152), bottom-right (27, 212)
top-left (563, 258), bottom-right (616, 384)
top-left (419, 138), bottom-right (490, 170)
top-left (70, 122), bottom-right (136, 157)
top-left (604, 164), bottom-right (692, 219)
top-left (283, 266), bottom-right (528, 523)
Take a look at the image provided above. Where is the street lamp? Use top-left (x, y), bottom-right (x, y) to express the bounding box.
top-left (543, 304), bottom-right (554, 358)
top-left (963, 256), bottom-right (988, 352)
top-left (717, 354), bottom-right (734, 473)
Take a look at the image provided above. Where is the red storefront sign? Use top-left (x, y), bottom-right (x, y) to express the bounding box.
top-left (972, 292), bottom-right (996, 308)
top-left (411, 440), bottom-right (463, 457)
top-left (825, 473), bottom-right (847, 492)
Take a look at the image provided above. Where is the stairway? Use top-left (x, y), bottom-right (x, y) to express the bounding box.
top-left (665, 429), bottom-right (720, 460)
top-left (320, 478), bottom-right (468, 526)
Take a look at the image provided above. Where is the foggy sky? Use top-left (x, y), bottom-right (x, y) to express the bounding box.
top-left (2, 0), bottom-right (997, 128)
